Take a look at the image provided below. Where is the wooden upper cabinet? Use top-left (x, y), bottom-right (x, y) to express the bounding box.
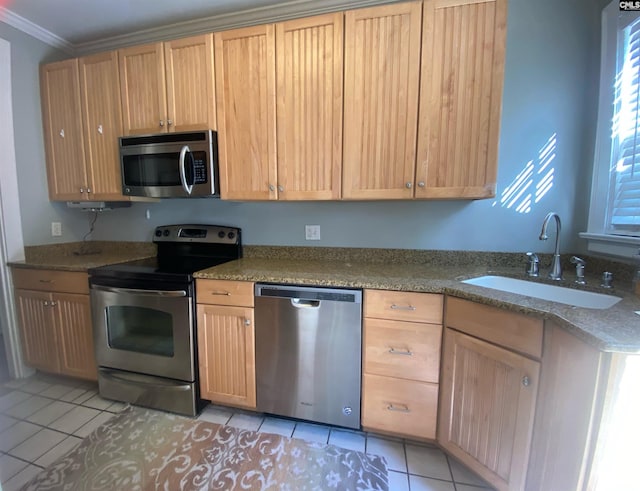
top-left (119, 43), bottom-right (167, 135)
top-left (120, 36), bottom-right (216, 136)
top-left (416, 0), bottom-right (507, 199)
top-left (164, 34), bottom-right (216, 132)
top-left (215, 25), bottom-right (277, 200)
top-left (40, 59), bottom-right (87, 201)
top-left (342, 2), bottom-right (422, 200)
top-left (78, 51), bottom-right (127, 201)
top-left (276, 14), bottom-right (343, 200)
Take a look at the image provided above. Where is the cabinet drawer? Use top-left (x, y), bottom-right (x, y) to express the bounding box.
top-left (365, 290), bottom-right (443, 324)
top-left (445, 297), bottom-right (543, 359)
top-left (364, 318), bottom-right (441, 383)
top-left (196, 279), bottom-right (254, 307)
top-left (12, 268), bottom-right (89, 294)
top-left (362, 373), bottom-right (438, 440)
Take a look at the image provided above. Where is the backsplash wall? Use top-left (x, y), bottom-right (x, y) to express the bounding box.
top-left (12, 0), bottom-right (604, 253)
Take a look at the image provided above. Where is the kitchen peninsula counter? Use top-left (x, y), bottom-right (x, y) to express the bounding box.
top-left (194, 247), bottom-right (640, 354)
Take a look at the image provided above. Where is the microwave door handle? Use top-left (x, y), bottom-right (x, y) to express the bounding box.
top-left (179, 145), bottom-right (193, 195)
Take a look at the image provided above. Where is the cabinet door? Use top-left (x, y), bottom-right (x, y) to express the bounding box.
top-left (40, 59), bottom-right (87, 201)
top-left (165, 34), bottom-right (216, 132)
top-left (79, 51), bottom-right (128, 201)
top-left (197, 304), bottom-right (256, 408)
top-left (275, 14), bottom-right (343, 200)
top-left (439, 328), bottom-right (539, 491)
top-left (342, 2), bottom-right (422, 199)
top-left (416, 0), bottom-right (507, 199)
top-left (53, 293), bottom-right (97, 381)
top-left (14, 290), bottom-right (60, 373)
top-left (119, 43), bottom-right (168, 135)
top-left (215, 25), bottom-right (277, 200)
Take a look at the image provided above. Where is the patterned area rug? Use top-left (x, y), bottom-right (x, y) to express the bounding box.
top-left (19, 406), bottom-right (388, 491)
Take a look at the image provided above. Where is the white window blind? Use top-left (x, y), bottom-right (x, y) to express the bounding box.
top-left (608, 15), bottom-right (640, 234)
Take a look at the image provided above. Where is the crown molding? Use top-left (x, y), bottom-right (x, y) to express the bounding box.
top-left (73, 0), bottom-right (399, 55)
top-left (0, 7), bottom-right (75, 54)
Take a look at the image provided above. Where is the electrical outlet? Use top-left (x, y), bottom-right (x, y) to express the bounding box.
top-left (305, 225), bottom-right (321, 241)
top-left (51, 222), bottom-right (62, 237)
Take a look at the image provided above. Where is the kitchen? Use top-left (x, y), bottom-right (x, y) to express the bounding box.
top-left (0, 0), bottom-right (634, 490)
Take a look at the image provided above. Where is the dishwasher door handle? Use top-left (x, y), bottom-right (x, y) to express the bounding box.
top-left (291, 298), bottom-right (320, 308)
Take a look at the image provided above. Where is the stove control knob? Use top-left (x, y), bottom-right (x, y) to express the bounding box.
top-left (218, 231), bottom-right (226, 238)
top-left (155, 229), bottom-right (162, 237)
top-left (227, 232), bottom-right (235, 239)
top-left (163, 229), bottom-right (170, 237)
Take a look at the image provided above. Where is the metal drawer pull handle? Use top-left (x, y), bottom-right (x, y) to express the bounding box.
top-left (210, 290), bottom-right (231, 296)
top-left (388, 347), bottom-right (412, 356)
top-left (390, 304), bottom-right (416, 311)
top-left (387, 404), bottom-right (411, 413)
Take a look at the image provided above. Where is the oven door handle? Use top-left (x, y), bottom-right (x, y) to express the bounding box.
top-left (92, 285), bottom-right (188, 297)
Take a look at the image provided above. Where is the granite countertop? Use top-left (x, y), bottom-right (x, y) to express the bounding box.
top-left (8, 241), bottom-right (156, 272)
top-left (10, 242), bottom-right (640, 353)
top-left (194, 248), bottom-right (640, 354)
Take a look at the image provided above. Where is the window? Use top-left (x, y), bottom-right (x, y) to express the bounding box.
top-left (583, 1), bottom-right (640, 256)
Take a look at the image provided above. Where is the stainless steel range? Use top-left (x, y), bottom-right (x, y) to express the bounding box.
top-left (88, 224), bottom-right (241, 416)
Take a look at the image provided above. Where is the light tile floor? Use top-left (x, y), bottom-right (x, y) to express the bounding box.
top-left (0, 373), bottom-right (494, 491)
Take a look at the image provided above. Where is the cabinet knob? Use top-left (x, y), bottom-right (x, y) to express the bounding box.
top-left (97, 125), bottom-right (103, 135)
top-left (50, 301), bottom-right (57, 307)
top-left (80, 188), bottom-right (85, 193)
top-left (277, 185), bottom-right (284, 192)
top-left (269, 184), bottom-right (275, 192)
top-left (405, 182), bottom-right (412, 189)
top-left (167, 120), bottom-right (173, 126)
top-left (86, 188), bottom-right (92, 194)
top-left (43, 300), bottom-right (49, 306)
top-left (522, 376), bottom-right (531, 387)
top-left (418, 181), bottom-right (425, 188)
top-left (159, 120), bottom-right (165, 127)
top-left (244, 319), bottom-right (251, 326)
top-left (59, 129), bottom-right (65, 138)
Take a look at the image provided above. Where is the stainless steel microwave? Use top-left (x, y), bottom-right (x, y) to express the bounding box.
top-left (119, 130), bottom-right (219, 198)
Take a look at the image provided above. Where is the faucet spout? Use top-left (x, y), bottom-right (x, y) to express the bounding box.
top-left (539, 212), bottom-right (563, 280)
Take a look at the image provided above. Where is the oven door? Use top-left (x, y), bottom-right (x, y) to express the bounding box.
top-left (90, 281), bottom-right (195, 382)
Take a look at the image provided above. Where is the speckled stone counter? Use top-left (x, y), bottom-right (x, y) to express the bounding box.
top-left (194, 247), bottom-right (640, 354)
top-left (8, 241), bottom-right (156, 272)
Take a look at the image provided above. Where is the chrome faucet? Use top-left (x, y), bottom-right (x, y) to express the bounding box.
top-left (539, 212), bottom-right (563, 280)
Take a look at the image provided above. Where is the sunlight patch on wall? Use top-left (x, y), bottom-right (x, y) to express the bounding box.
top-left (493, 133), bottom-right (556, 213)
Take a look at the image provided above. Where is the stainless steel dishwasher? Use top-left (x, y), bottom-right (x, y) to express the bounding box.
top-left (254, 284), bottom-right (362, 429)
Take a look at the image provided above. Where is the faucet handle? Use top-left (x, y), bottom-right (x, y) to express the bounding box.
top-left (525, 252), bottom-right (540, 277)
top-left (601, 271), bottom-right (613, 289)
top-left (570, 256), bottom-right (586, 285)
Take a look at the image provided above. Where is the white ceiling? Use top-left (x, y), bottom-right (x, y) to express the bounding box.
top-left (0, 0), bottom-right (391, 54)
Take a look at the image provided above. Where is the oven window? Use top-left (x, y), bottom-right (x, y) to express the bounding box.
top-left (106, 306), bottom-right (174, 357)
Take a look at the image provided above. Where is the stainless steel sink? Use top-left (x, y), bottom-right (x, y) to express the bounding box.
top-left (461, 275), bottom-right (622, 309)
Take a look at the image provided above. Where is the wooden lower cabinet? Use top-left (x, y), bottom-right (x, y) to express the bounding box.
top-left (439, 327), bottom-right (540, 491)
top-left (14, 272), bottom-right (97, 381)
top-left (362, 290), bottom-right (443, 440)
top-left (196, 280), bottom-right (256, 409)
top-left (362, 373), bottom-right (438, 438)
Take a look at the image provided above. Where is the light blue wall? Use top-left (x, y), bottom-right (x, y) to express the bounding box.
top-left (9, 0), bottom-right (604, 253)
top-left (0, 22), bottom-right (88, 246)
